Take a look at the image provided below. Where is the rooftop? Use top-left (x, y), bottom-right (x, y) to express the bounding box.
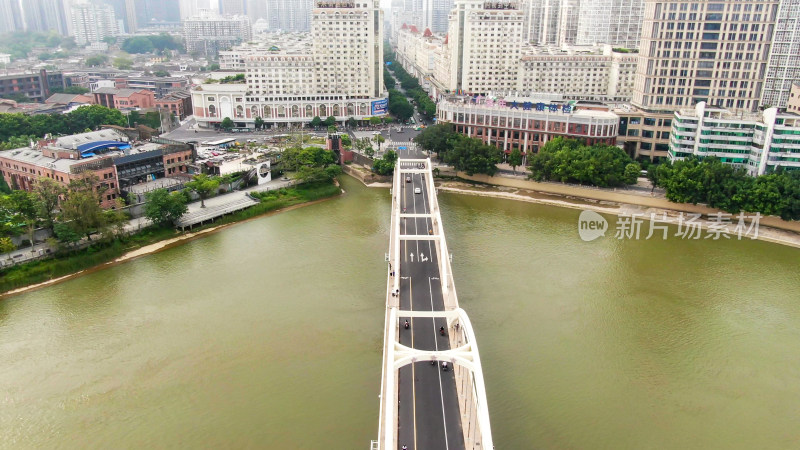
top-left (55, 129), bottom-right (129, 149)
top-left (93, 87), bottom-right (150, 97)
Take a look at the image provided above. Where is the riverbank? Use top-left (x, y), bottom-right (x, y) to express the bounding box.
top-left (0, 182), bottom-right (343, 298)
top-left (436, 179), bottom-right (800, 250)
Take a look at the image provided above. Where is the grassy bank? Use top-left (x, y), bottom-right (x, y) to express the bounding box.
top-left (0, 227), bottom-right (178, 294)
top-left (0, 181), bottom-right (342, 295)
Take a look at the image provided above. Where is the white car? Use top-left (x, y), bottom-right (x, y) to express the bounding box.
top-left (414, 187), bottom-right (421, 194)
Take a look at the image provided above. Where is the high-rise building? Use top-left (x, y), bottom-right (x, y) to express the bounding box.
top-left (421, 0), bottom-right (454, 33)
top-left (20, 0), bottom-right (70, 35)
top-left (219, 0), bottom-right (245, 15)
top-left (447, 0), bottom-right (524, 94)
top-left (522, 0), bottom-right (580, 46)
top-left (100, 0), bottom-right (138, 33)
top-left (191, 0), bottom-right (387, 129)
top-left (134, 0), bottom-right (180, 26)
top-left (575, 0), bottom-right (644, 49)
top-left (632, 0), bottom-right (780, 113)
top-left (310, 0), bottom-right (384, 98)
top-left (761, 0), bottom-right (800, 109)
top-left (0, 0), bottom-right (25, 34)
top-left (70, 3), bottom-right (119, 45)
top-left (183, 10), bottom-right (252, 56)
top-left (265, 0), bottom-right (312, 32)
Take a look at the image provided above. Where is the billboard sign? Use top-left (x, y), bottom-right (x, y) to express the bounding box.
top-left (371, 98), bottom-right (388, 115)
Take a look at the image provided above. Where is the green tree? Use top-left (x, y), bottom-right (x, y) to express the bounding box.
top-left (49, 86), bottom-right (90, 95)
top-left (85, 54), bottom-right (108, 67)
top-left (33, 177), bottom-right (65, 231)
top-left (153, 70), bottom-right (170, 77)
top-left (254, 116), bottom-right (264, 130)
top-left (327, 125), bottom-right (338, 133)
top-left (624, 162), bottom-right (642, 185)
top-left (445, 136), bottom-right (503, 176)
top-left (324, 116), bottom-right (337, 127)
top-left (184, 174), bottom-right (220, 208)
top-left (310, 116), bottom-right (323, 128)
top-left (8, 190), bottom-right (39, 252)
top-left (144, 189), bottom-right (188, 226)
top-left (508, 148), bottom-right (523, 175)
top-left (121, 36), bottom-right (155, 54)
top-left (347, 117), bottom-right (358, 128)
top-left (219, 174), bottom-right (235, 192)
top-left (53, 222), bottom-right (81, 248)
top-left (369, 116), bottom-right (382, 125)
top-left (59, 175), bottom-right (107, 241)
top-left (102, 36), bottom-right (117, 45)
top-left (0, 237), bottom-right (15, 255)
top-left (220, 117), bottom-right (234, 131)
top-left (113, 56), bottom-right (134, 70)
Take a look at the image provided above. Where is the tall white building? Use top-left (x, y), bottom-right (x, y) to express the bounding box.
top-left (191, 0), bottom-right (386, 128)
top-left (761, 0), bottom-right (800, 109)
top-left (575, 0), bottom-right (644, 49)
top-left (447, 0), bottom-right (524, 94)
top-left (670, 101), bottom-right (800, 176)
top-left (522, 0), bottom-right (580, 46)
top-left (396, 23), bottom-right (637, 101)
top-left (219, 0), bottom-right (245, 15)
top-left (183, 10), bottom-right (252, 57)
top-left (421, 0), bottom-right (454, 33)
top-left (265, 0), bottom-right (313, 32)
top-left (632, 0), bottom-right (780, 113)
top-left (70, 3), bottom-right (119, 45)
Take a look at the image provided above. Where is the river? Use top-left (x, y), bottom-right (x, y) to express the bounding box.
top-left (1, 175), bottom-right (799, 449)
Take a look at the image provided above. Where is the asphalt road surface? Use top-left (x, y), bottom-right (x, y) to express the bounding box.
top-left (396, 149), bottom-right (465, 450)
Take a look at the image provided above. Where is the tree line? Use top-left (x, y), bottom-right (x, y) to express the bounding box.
top-left (389, 62), bottom-right (436, 119)
top-left (650, 158), bottom-right (800, 221)
top-left (414, 123), bottom-right (503, 176)
top-left (0, 176), bottom-right (128, 255)
top-left (527, 137), bottom-right (641, 187)
top-left (121, 34), bottom-right (184, 54)
top-left (0, 105), bottom-right (127, 145)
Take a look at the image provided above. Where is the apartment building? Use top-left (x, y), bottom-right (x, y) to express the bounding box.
top-left (761, 0), bottom-right (800, 109)
top-left (669, 101), bottom-right (800, 176)
top-left (0, 70), bottom-right (65, 103)
top-left (192, 0), bottom-right (387, 129)
top-left (395, 23), bottom-right (637, 102)
top-left (633, 0), bottom-right (780, 114)
top-left (575, 0), bottom-right (644, 49)
top-left (70, 3), bottom-right (119, 46)
top-left (446, 0), bottom-right (524, 95)
top-left (218, 33), bottom-right (312, 70)
top-left (183, 11), bottom-right (252, 57)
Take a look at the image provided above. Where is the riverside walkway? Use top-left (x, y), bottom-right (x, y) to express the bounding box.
top-left (373, 149), bottom-right (493, 449)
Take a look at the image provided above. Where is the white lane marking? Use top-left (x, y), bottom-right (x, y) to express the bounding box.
top-left (429, 276), bottom-right (450, 450)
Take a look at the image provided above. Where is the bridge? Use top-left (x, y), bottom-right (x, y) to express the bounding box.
top-left (372, 148), bottom-right (493, 449)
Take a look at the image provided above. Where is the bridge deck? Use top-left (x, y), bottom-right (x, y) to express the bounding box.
top-left (394, 150), bottom-right (465, 450)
